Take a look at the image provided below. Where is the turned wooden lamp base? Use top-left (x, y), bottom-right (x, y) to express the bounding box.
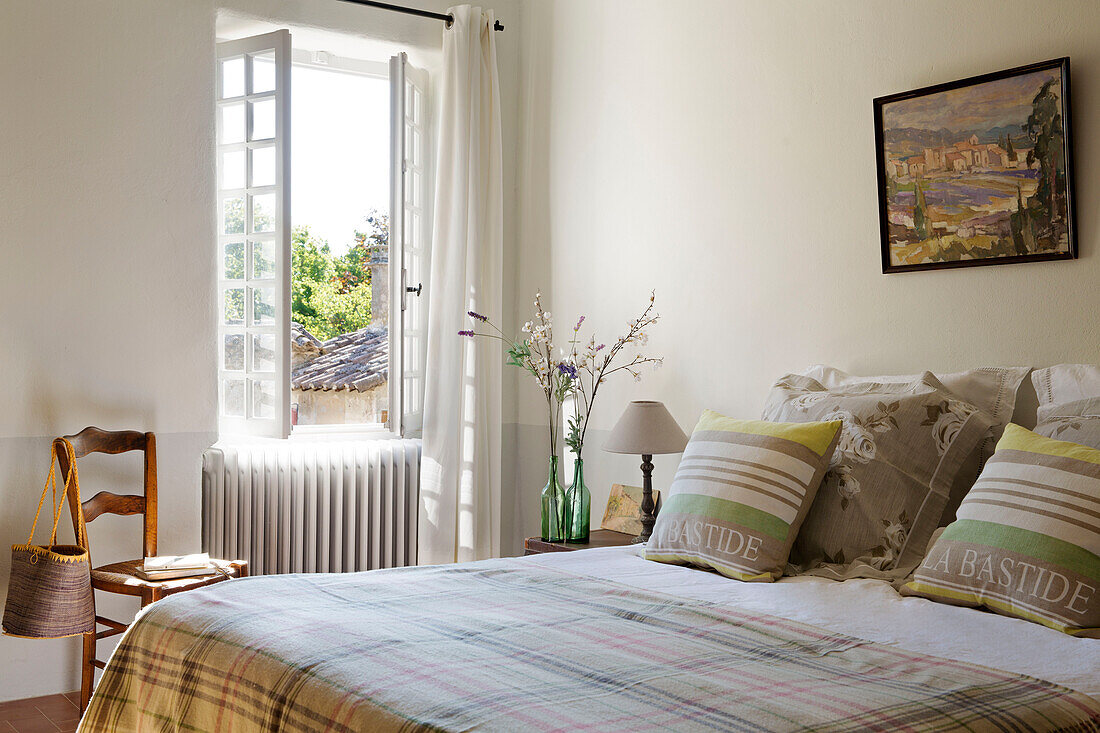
top-left (636, 454), bottom-right (656, 543)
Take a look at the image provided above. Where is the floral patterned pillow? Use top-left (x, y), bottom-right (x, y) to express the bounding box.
top-left (762, 372), bottom-right (992, 580)
top-left (799, 365), bottom-right (1029, 527)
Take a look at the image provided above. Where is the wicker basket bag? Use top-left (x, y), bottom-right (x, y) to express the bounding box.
top-left (3, 439), bottom-right (94, 638)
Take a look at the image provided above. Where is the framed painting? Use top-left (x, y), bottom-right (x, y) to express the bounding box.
top-left (874, 58), bottom-right (1076, 273)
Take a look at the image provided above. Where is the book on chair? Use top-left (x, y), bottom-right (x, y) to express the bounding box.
top-left (137, 552), bottom-right (216, 581)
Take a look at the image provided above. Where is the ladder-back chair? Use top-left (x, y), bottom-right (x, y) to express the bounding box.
top-left (57, 427), bottom-right (247, 712)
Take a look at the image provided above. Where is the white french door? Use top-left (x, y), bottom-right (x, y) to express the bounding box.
top-left (216, 30), bottom-right (292, 438)
top-left (389, 53), bottom-right (430, 437)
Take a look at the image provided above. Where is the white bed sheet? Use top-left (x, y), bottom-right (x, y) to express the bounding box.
top-left (523, 544), bottom-right (1100, 700)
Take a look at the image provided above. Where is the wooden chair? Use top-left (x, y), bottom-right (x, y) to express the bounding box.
top-left (57, 427), bottom-right (248, 712)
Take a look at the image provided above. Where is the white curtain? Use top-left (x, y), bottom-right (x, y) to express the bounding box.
top-left (419, 5), bottom-right (503, 565)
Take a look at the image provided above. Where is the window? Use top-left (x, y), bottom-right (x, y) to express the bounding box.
top-left (216, 31), bottom-right (429, 439)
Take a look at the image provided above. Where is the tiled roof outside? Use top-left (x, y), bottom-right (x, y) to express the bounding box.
top-left (291, 325), bottom-right (388, 392)
top-left (292, 322), bottom-right (324, 352)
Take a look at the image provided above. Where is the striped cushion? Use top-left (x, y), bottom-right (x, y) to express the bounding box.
top-left (644, 411), bottom-right (841, 581)
top-left (903, 424), bottom-right (1100, 637)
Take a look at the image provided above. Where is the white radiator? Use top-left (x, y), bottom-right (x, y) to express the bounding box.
top-left (201, 439), bottom-right (421, 575)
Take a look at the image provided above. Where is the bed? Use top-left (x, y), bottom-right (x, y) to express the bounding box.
top-left (79, 545), bottom-right (1100, 732)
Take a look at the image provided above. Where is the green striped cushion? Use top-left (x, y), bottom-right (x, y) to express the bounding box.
top-left (903, 424), bottom-right (1100, 636)
top-left (644, 411), bottom-right (841, 581)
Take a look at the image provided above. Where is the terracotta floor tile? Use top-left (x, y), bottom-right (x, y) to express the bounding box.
top-left (6, 712), bottom-right (58, 733)
top-left (32, 697), bottom-right (76, 724)
top-left (0, 693), bottom-right (86, 733)
top-left (0, 701), bottom-right (45, 723)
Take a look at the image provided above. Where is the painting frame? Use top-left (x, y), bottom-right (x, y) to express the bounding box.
top-left (874, 57), bottom-right (1076, 274)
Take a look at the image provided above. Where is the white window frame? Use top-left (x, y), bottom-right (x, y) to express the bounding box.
top-left (216, 30), bottom-right (292, 439)
top-left (389, 52), bottom-right (431, 438)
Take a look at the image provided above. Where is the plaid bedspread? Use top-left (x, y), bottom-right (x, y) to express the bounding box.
top-left (80, 558), bottom-right (1100, 733)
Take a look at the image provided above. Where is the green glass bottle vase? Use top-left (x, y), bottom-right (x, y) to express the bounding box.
top-left (563, 456), bottom-right (591, 543)
top-left (540, 455), bottom-right (566, 542)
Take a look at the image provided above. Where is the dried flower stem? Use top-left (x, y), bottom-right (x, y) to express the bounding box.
top-left (461, 291), bottom-right (662, 462)
top-left (566, 292), bottom-right (662, 457)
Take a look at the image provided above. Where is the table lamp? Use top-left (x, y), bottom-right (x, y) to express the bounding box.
top-left (603, 401), bottom-right (688, 543)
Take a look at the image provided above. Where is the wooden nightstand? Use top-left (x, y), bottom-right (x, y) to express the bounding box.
top-left (524, 529), bottom-right (637, 555)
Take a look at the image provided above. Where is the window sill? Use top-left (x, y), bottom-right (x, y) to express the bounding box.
top-left (291, 424), bottom-right (397, 441)
top-left (216, 425), bottom-right (402, 448)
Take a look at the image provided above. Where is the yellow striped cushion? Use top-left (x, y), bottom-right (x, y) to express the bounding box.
top-left (903, 424), bottom-right (1100, 636)
top-left (643, 411), bottom-right (841, 581)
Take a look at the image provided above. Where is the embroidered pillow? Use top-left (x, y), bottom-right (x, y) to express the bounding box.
top-left (802, 365), bottom-right (1029, 525)
top-left (803, 365), bottom-right (1027, 443)
top-left (903, 424), bottom-right (1100, 637)
top-left (762, 373), bottom-right (992, 580)
top-left (643, 412), bottom-right (841, 582)
top-left (1035, 397), bottom-right (1100, 450)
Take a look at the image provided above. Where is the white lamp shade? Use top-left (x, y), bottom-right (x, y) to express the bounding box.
top-left (603, 401), bottom-right (688, 455)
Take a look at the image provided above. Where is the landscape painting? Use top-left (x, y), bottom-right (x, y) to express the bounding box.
top-left (874, 58), bottom-right (1075, 273)
top-left (600, 484), bottom-right (660, 536)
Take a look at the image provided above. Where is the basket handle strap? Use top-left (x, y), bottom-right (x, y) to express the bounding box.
top-left (56, 440), bottom-right (85, 548)
top-left (26, 441), bottom-right (62, 545)
top-left (25, 439), bottom-right (85, 549)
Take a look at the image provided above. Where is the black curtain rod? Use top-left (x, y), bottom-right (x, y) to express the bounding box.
top-left (335, 0), bottom-right (505, 31)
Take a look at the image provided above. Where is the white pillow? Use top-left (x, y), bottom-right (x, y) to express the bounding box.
top-left (1034, 395), bottom-right (1100, 450)
top-left (1031, 364), bottom-right (1100, 408)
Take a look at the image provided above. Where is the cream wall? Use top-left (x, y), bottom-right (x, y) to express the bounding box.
top-left (0, 0), bottom-right (521, 702)
top-left (0, 0), bottom-right (218, 701)
top-left (506, 0), bottom-right (1100, 553)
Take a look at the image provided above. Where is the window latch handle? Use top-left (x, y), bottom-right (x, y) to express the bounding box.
top-left (406, 283), bottom-right (422, 297)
